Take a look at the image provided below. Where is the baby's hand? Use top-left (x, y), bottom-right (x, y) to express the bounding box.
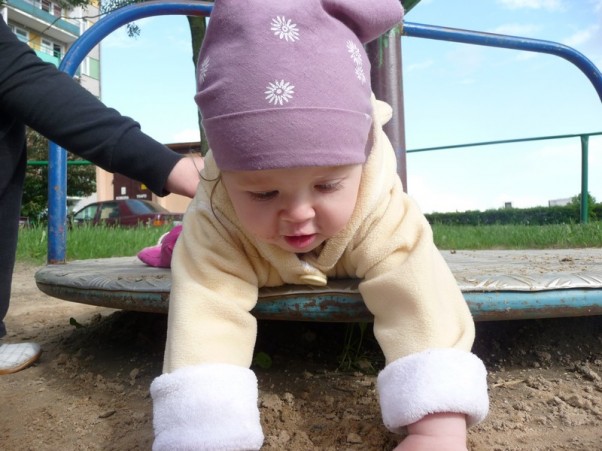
top-left (393, 433), bottom-right (467, 451)
top-left (393, 412), bottom-right (468, 451)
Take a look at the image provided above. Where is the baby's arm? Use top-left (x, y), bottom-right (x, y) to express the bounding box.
top-left (152, 201), bottom-right (266, 450)
top-left (395, 413), bottom-right (467, 451)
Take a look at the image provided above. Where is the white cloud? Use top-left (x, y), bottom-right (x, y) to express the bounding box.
top-left (458, 77), bottom-right (477, 85)
top-left (408, 175), bottom-right (488, 213)
top-left (497, 0), bottom-right (564, 11)
top-left (515, 51), bottom-right (538, 61)
top-left (563, 25), bottom-right (599, 48)
top-left (445, 46), bottom-right (485, 76)
top-left (407, 59), bottom-right (435, 72)
top-left (530, 140), bottom-right (575, 156)
top-left (102, 29), bottom-right (141, 49)
top-left (489, 23), bottom-right (541, 36)
top-left (101, 17), bottom-right (191, 52)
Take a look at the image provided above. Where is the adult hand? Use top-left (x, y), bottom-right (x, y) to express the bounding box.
top-left (164, 154), bottom-right (204, 198)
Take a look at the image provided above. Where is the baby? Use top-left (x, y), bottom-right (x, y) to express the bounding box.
top-left (151, 0), bottom-right (489, 449)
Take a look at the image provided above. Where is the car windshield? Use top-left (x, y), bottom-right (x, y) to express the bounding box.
top-left (73, 205), bottom-right (98, 221)
top-left (127, 200), bottom-right (170, 214)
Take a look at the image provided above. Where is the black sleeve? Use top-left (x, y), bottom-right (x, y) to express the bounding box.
top-left (0, 17), bottom-right (183, 196)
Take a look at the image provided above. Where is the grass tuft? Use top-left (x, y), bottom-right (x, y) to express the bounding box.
top-left (17, 222), bottom-right (602, 265)
top-left (17, 223), bottom-right (173, 264)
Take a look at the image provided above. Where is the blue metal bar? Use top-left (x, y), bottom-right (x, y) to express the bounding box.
top-left (47, 1), bottom-right (213, 263)
top-left (58, 1), bottom-right (214, 77)
top-left (463, 290), bottom-right (602, 321)
top-left (252, 289), bottom-right (602, 322)
top-left (47, 142), bottom-right (67, 263)
top-left (402, 21), bottom-right (602, 102)
top-left (33, 265), bottom-right (602, 321)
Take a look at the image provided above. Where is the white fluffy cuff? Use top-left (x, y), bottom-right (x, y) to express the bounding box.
top-left (151, 363), bottom-right (264, 450)
top-left (377, 348), bottom-right (489, 433)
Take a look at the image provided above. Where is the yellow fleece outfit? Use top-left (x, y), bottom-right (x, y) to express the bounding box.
top-left (150, 99), bottom-right (489, 450)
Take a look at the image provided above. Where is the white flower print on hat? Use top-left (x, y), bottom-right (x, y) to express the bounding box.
top-left (198, 57), bottom-right (210, 85)
top-left (271, 16), bottom-right (300, 42)
top-left (346, 40), bottom-right (363, 65)
top-left (265, 80), bottom-right (295, 105)
top-left (347, 40), bottom-right (366, 85)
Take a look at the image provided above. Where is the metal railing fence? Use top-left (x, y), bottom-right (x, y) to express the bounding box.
top-left (407, 131), bottom-right (602, 223)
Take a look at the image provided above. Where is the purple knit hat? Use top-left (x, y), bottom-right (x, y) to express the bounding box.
top-left (195, 0), bottom-right (403, 171)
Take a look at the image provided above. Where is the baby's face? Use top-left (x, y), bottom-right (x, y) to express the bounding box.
top-left (221, 164), bottom-right (363, 253)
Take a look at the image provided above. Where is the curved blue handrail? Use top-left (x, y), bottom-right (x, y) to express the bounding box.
top-left (57, 1), bottom-right (213, 77)
top-left (48, 1), bottom-right (213, 263)
top-left (47, 1), bottom-right (602, 262)
top-left (402, 21), bottom-right (602, 102)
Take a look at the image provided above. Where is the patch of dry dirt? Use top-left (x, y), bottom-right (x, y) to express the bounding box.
top-left (1, 262), bottom-right (601, 450)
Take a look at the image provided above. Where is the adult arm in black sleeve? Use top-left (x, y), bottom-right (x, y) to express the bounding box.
top-left (0, 17), bottom-right (183, 196)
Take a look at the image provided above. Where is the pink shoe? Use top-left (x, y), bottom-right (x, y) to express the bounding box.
top-left (137, 225), bottom-right (182, 268)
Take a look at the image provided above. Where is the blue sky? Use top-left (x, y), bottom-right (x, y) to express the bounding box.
top-left (101, 0), bottom-right (602, 213)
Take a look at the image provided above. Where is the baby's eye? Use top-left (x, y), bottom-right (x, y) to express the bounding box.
top-left (248, 191), bottom-right (278, 201)
top-left (315, 181), bottom-right (342, 193)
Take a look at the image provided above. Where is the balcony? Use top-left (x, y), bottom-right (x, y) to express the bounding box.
top-left (7, 0), bottom-right (80, 42)
top-left (34, 49), bottom-right (60, 67)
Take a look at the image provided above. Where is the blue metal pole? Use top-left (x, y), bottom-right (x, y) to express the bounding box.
top-left (47, 142), bottom-right (67, 263)
top-left (47, 1), bottom-right (213, 263)
top-left (402, 22), bottom-right (602, 102)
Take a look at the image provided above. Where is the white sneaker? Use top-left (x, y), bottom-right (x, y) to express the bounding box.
top-left (0, 342), bottom-right (42, 375)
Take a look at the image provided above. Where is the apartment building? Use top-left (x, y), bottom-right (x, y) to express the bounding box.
top-left (1, 0), bottom-right (100, 96)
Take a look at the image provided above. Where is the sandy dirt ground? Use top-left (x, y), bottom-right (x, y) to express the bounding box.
top-left (1, 261), bottom-right (601, 450)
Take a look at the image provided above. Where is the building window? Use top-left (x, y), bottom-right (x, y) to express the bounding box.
top-left (9, 24), bottom-right (29, 43)
top-left (40, 0), bottom-right (63, 17)
top-left (88, 57), bottom-right (100, 79)
top-left (52, 43), bottom-right (62, 59)
top-left (79, 57), bottom-right (100, 80)
top-left (41, 38), bottom-right (63, 59)
top-left (81, 57), bottom-right (90, 76)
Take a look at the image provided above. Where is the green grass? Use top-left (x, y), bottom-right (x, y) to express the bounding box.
top-left (16, 223), bottom-right (173, 264)
top-left (16, 222), bottom-right (602, 264)
top-left (433, 222), bottom-right (602, 250)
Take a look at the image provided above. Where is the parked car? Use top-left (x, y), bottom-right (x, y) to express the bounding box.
top-left (71, 199), bottom-right (183, 228)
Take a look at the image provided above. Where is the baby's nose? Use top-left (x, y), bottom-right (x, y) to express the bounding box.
top-left (282, 199), bottom-right (315, 222)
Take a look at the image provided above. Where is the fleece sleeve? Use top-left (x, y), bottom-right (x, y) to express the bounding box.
top-left (151, 198), bottom-right (265, 449)
top-left (357, 190), bottom-right (489, 430)
top-left (151, 364), bottom-right (264, 450)
top-left (354, 189), bottom-right (489, 431)
top-left (163, 198), bottom-right (261, 371)
top-left (345, 98), bottom-right (488, 431)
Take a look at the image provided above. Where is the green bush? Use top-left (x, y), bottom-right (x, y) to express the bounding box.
top-left (426, 203), bottom-right (601, 226)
